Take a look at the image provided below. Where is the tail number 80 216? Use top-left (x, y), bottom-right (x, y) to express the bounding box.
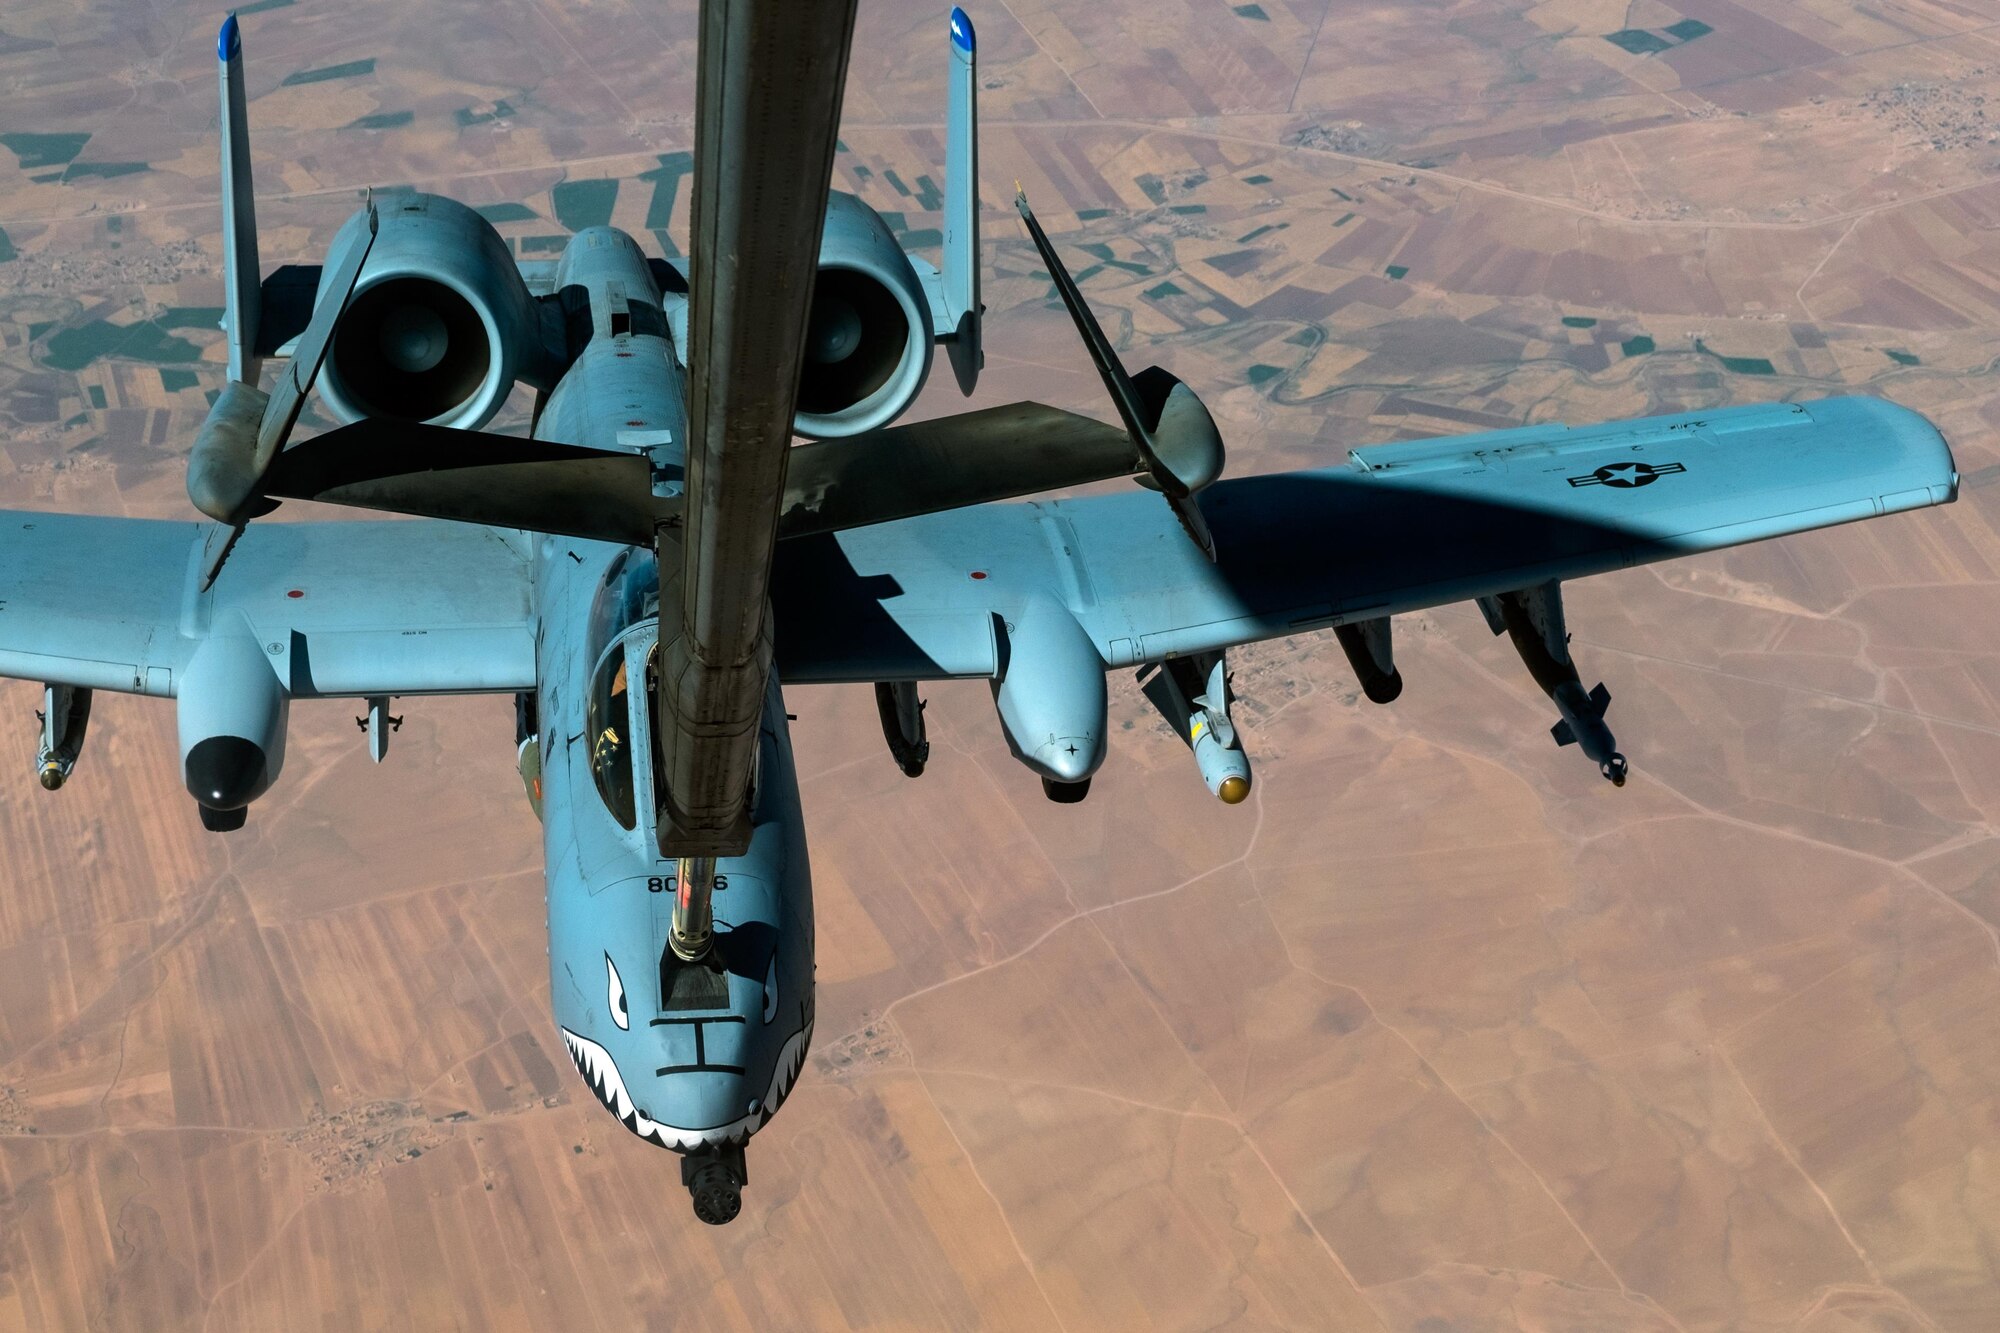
top-left (647, 874), bottom-right (728, 894)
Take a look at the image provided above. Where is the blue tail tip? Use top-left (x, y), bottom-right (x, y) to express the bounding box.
top-left (218, 13), bottom-right (240, 61)
top-left (950, 6), bottom-right (975, 53)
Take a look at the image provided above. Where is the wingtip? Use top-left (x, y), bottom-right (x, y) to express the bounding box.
top-left (218, 12), bottom-right (240, 62)
top-left (950, 6), bottom-right (975, 53)
top-left (1013, 180), bottom-right (1029, 216)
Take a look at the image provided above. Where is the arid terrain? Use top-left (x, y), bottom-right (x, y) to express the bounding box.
top-left (4, 0), bottom-right (2000, 1328)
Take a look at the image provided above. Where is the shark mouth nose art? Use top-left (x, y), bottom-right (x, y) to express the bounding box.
top-left (559, 1023), bottom-right (812, 1153)
top-left (606, 953), bottom-right (629, 1030)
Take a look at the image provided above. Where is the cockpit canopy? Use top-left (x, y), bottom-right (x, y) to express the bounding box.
top-left (583, 548), bottom-right (662, 830)
top-left (581, 547), bottom-right (763, 839)
top-left (587, 646), bottom-right (638, 829)
top-left (585, 546), bottom-right (661, 666)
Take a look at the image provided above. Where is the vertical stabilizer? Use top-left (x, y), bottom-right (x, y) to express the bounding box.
top-left (942, 7), bottom-right (982, 394)
top-left (218, 14), bottom-right (261, 383)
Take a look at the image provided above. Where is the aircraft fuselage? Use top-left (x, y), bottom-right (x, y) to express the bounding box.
top-left (526, 228), bottom-right (815, 1199)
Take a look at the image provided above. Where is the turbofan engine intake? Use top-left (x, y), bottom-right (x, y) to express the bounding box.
top-left (317, 193), bottom-right (547, 430)
top-left (795, 193), bottom-right (934, 438)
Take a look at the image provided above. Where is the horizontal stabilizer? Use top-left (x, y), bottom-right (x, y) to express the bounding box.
top-left (263, 402), bottom-right (1141, 542)
top-left (1587, 682), bottom-right (1611, 717)
top-left (1551, 718), bottom-right (1576, 747)
top-left (263, 427), bottom-right (660, 543)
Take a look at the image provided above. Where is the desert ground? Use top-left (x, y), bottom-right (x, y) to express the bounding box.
top-left (4, 0), bottom-right (2000, 1328)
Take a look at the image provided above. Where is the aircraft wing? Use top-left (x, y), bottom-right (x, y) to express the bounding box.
top-left (772, 395), bottom-right (1957, 681)
top-left (0, 514), bottom-right (534, 698)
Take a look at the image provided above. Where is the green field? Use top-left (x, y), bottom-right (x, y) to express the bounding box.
top-left (552, 178), bottom-right (618, 231)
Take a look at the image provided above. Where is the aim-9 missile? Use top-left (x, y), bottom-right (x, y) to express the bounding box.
top-left (34, 683), bottom-right (91, 791)
top-left (1140, 651), bottom-right (1252, 804)
top-left (1477, 581), bottom-right (1627, 786)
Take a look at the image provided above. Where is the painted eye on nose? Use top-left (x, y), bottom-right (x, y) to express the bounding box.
top-left (762, 956), bottom-right (778, 1025)
top-left (606, 953), bottom-right (629, 1031)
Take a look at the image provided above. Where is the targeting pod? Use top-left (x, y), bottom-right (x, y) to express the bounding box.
top-left (177, 619), bottom-right (290, 831)
top-left (35, 684), bottom-right (91, 791)
top-left (1477, 581), bottom-right (1626, 786)
top-left (993, 598), bottom-right (1107, 802)
top-left (1141, 651), bottom-right (1252, 804)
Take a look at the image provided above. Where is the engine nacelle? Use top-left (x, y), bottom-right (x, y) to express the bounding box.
top-left (178, 626), bottom-right (289, 832)
top-left (318, 193), bottom-right (546, 431)
top-left (795, 193), bottom-right (934, 438)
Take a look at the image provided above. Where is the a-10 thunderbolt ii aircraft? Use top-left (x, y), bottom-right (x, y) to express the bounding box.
top-left (0, 3), bottom-right (1960, 1223)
